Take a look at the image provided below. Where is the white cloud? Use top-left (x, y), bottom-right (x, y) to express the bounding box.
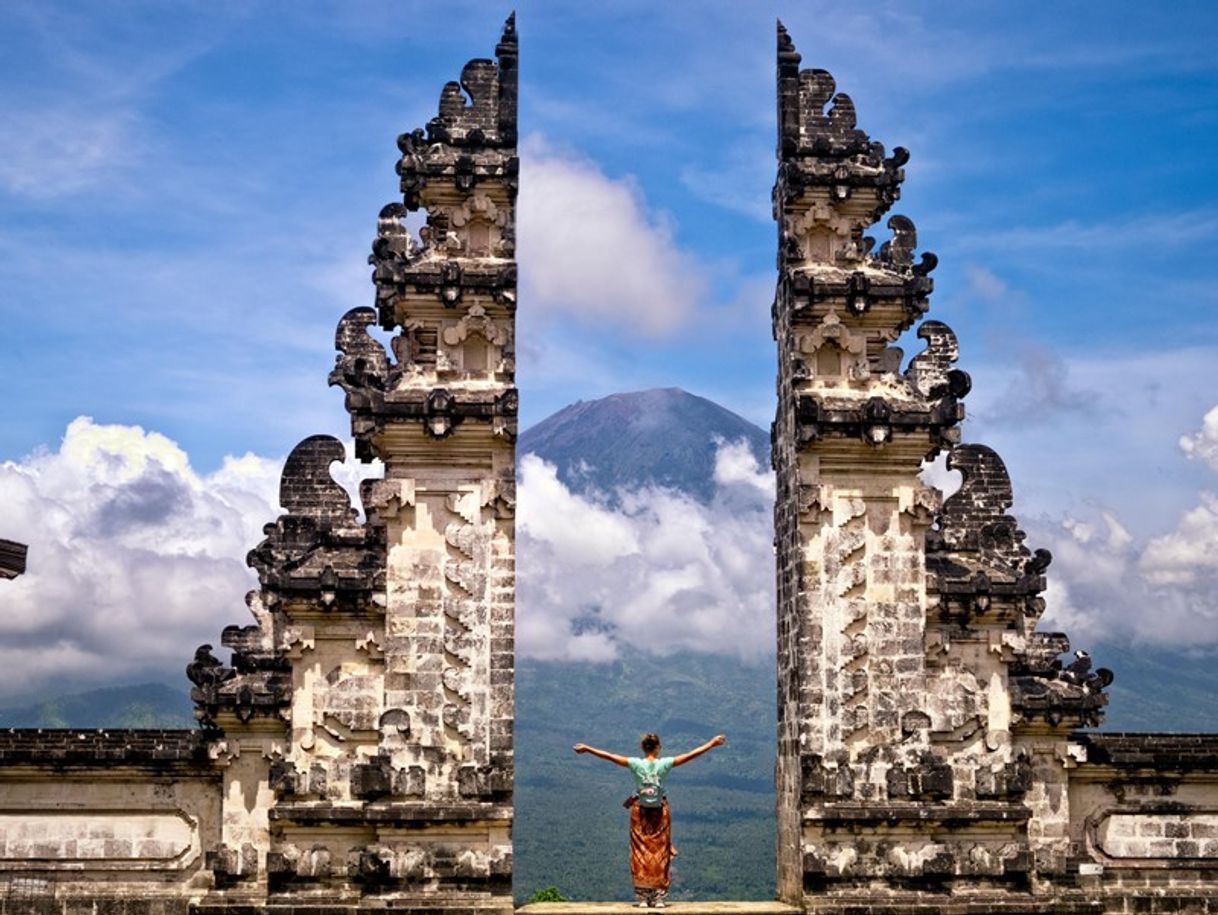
top-left (0, 103), bottom-right (142, 198)
top-left (0, 417), bottom-right (284, 697)
top-left (1179, 404), bottom-right (1218, 471)
top-left (1034, 507), bottom-right (1218, 648)
top-left (516, 440), bottom-right (775, 663)
top-left (1139, 493), bottom-right (1218, 587)
top-left (712, 437), bottom-right (774, 493)
top-left (919, 452), bottom-right (961, 500)
top-left (518, 135), bottom-right (706, 337)
top-left (1033, 407), bottom-right (1218, 647)
top-left (517, 455), bottom-right (639, 566)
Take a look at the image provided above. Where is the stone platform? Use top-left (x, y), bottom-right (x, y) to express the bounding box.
top-left (517, 904), bottom-right (800, 915)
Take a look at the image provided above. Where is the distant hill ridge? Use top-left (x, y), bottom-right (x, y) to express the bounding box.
top-left (519, 387), bottom-right (769, 503)
top-left (0, 682), bottom-right (192, 729)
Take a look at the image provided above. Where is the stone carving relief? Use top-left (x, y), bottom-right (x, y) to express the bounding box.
top-left (797, 310), bottom-right (869, 384)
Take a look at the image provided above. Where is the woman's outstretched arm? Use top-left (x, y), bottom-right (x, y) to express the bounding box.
top-left (572, 743), bottom-right (630, 766)
top-left (672, 734), bottom-right (726, 767)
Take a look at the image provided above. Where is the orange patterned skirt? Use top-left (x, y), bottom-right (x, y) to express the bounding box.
top-left (628, 797), bottom-right (672, 890)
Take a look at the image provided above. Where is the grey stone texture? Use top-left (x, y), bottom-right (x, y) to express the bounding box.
top-left (0, 15), bottom-right (1217, 915)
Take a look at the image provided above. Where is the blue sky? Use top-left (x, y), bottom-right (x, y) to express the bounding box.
top-left (2, 1), bottom-right (1218, 693)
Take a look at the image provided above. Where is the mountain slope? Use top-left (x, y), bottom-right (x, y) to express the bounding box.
top-left (515, 651), bottom-right (776, 902)
top-left (0, 682), bottom-right (193, 728)
top-left (519, 388), bottom-right (769, 502)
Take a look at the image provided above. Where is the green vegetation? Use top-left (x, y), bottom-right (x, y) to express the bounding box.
top-left (525, 886), bottom-right (569, 903)
top-left (0, 682), bottom-right (193, 728)
top-left (514, 651), bottom-right (777, 903)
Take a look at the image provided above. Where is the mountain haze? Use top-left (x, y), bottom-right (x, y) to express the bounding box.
top-left (519, 387), bottom-right (769, 502)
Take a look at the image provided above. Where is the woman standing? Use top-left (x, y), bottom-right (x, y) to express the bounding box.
top-left (573, 732), bottom-right (726, 908)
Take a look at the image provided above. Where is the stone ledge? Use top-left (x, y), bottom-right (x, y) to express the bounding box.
top-left (805, 801), bottom-right (1031, 826)
top-left (192, 908), bottom-right (508, 915)
top-left (800, 897), bottom-right (1103, 915)
top-left (0, 728), bottom-right (212, 769)
top-left (268, 801), bottom-right (513, 825)
top-left (1074, 732), bottom-right (1218, 772)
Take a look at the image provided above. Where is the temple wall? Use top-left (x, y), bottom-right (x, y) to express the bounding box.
top-left (0, 730), bottom-right (219, 914)
top-left (1067, 734), bottom-right (1218, 911)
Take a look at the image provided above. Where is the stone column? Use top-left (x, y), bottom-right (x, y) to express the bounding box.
top-left (771, 23), bottom-right (1114, 912)
top-left (338, 13), bottom-right (518, 908)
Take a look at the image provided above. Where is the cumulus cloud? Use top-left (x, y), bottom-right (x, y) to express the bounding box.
top-left (1032, 407), bottom-right (1218, 648)
top-left (1179, 404), bottom-right (1218, 471)
top-left (518, 135), bottom-right (706, 337)
top-left (978, 343), bottom-right (1098, 427)
top-left (516, 441), bottom-right (775, 663)
top-left (1139, 494), bottom-right (1218, 588)
top-left (1033, 509), bottom-right (1218, 648)
top-left (0, 417), bottom-right (284, 697)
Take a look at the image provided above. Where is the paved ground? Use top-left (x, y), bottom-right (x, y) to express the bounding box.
top-left (517, 903), bottom-right (800, 915)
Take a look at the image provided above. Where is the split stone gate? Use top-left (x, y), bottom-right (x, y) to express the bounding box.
top-left (2, 17), bottom-right (1217, 915)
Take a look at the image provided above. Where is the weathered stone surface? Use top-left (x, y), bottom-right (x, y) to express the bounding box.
top-left (0, 728), bottom-right (209, 766)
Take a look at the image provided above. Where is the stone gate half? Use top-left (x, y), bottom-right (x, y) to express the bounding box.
top-left (0, 16), bottom-right (518, 915)
top-left (770, 20), bottom-right (1218, 914)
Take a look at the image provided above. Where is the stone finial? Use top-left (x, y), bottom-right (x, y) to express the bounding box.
top-left (246, 434), bottom-right (384, 604)
top-left (935, 444), bottom-right (1027, 565)
top-left (418, 12), bottom-right (517, 148)
top-left (331, 307), bottom-right (391, 396)
top-left (279, 435), bottom-right (357, 522)
top-left (776, 19), bottom-right (904, 162)
top-left (186, 644), bottom-right (233, 689)
top-left (906, 321), bottom-right (971, 400)
top-left (926, 443), bottom-right (1061, 621)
